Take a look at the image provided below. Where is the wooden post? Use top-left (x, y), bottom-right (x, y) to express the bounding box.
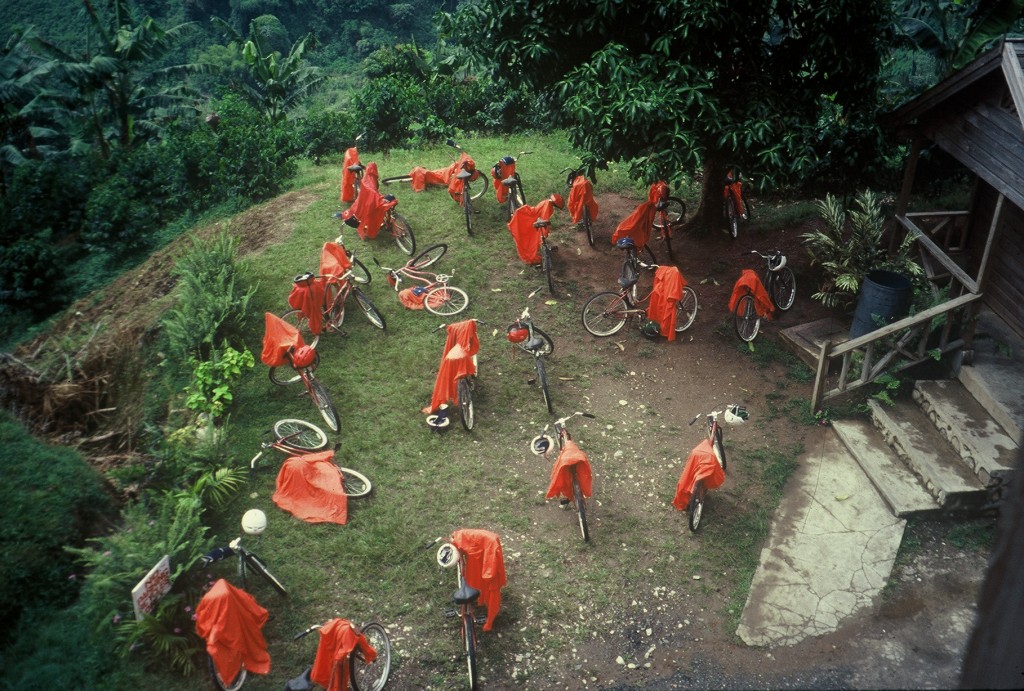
top-left (811, 340), bottom-right (832, 412)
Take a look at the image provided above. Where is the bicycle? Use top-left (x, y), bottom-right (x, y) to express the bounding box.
top-left (506, 306), bottom-right (555, 413)
top-left (491, 151), bottom-right (531, 221)
top-left (581, 245), bottom-right (698, 338)
top-left (507, 194), bottom-right (564, 295)
top-left (373, 243), bottom-right (469, 316)
top-left (435, 540), bottom-right (486, 689)
top-left (286, 619), bottom-right (392, 691)
top-left (681, 404), bottom-right (747, 531)
top-left (281, 254), bottom-right (386, 348)
top-left (333, 191), bottom-right (416, 256)
top-left (202, 534), bottom-right (288, 598)
top-left (536, 218), bottom-right (557, 295)
top-left (651, 181), bottom-right (686, 261)
top-left (731, 249), bottom-right (795, 342)
top-left (723, 164), bottom-right (752, 238)
top-left (380, 138), bottom-right (489, 203)
top-left (248, 418), bottom-right (373, 499)
top-left (431, 319), bottom-right (483, 431)
top-left (530, 411), bottom-right (597, 541)
top-left (562, 165), bottom-right (598, 247)
top-left (448, 139), bottom-right (487, 236)
top-left (263, 317), bottom-right (341, 432)
top-left (340, 133), bottom-right (365, 205)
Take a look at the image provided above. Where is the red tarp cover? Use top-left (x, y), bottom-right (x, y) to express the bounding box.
top-left (340, 147), bottom-right (360, 203)
top-left (447, 153), bottom-right (479, 204)
top-left (567, 174), bottom-right (599, 225)
top-left (647, 265), bottom-right (686, 341)
top-left (729, 269), bottom-right (774, 319)
top-left (672, 438), bottom-right (726, 510)
top-left (272, 450), bottom-right (348, 525)
top-left (545, 439), bottom-right (593, 500)
top-left (287, 278), bottom-right (326, 337)
top-left (341, 163), bottom-right (397, 240)
top-left (611, 181), bottom-right (668, 250)
top-left (427, 319), bottom-right (479, 412)
top-left (261, 312), bottom-right (305, 368)
top-left (319, 242), bottom-right (353, 280)
top-left (450, 528), bottom-right (507, 631)
top-left (195, 579), bottom-right (271, 683)
top-left (490, 159), bottom-right (515, 203)
top-left (507, 198), bottom-right (558, 264)
top-left (310, 618), bottom-right (377, 691)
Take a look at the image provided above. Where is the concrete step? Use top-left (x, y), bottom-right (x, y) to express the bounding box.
top-left (868, 398), bottom-right (986, 509)
top-left (832, 419), bottom-right (940, 516)
top-left (957, 308), bottom-right (1024, 445)
top-left (913, 379), bottom-right (1018, 485)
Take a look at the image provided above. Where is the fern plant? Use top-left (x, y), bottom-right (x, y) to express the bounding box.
top-left (801, 189), bottom-right (922, 309)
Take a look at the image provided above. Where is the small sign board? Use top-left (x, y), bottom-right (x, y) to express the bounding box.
top-left (131, 554), bottom-right (172, 621)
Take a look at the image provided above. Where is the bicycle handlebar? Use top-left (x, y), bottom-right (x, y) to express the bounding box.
top-left (201, 545), bottom-right (235, 564)
top-left (292, 624), bottom-right (323, 641)
top-left (546, 411), bottom-right (595, 431)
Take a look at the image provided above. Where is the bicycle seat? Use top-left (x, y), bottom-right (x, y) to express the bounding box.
top-left (456, 169), bottom-right (474, 180)
top-left (533, 219), bottom-right (550, 228)
top-left (347, 163), bottom-right (365, 173)
top-left (619, 261), bottom-right (639, 289)
top-left (523, 335), bottom-right (547, 352)
top-left (453, 582), bottom-right (481, 605)
top-left (501, 176), bottom-right (518, 187)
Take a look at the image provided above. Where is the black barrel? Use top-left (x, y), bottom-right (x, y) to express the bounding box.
top-left (849, 270), bottom-right (912, 339)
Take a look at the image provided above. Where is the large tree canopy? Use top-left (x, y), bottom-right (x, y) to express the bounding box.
top-left (441, 0), bottom-right (894, 226)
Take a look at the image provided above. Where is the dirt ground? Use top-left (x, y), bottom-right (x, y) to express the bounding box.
top-left (17, 187), bottom-right (992, 689)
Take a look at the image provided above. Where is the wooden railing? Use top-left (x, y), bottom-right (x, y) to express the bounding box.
top-left (810, 210), bottom-right (983, 410)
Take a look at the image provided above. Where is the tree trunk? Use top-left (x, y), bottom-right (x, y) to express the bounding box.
top-left (684, 150), bottom-right (726, 235)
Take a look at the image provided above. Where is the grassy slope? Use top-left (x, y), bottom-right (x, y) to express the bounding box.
top-left (136, 132), bottom-right (801, 688)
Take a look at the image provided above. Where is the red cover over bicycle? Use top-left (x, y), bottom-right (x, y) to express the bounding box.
top-left (195, 578), bottom-right (271, 682)
top-left (491, 157), bottom-right (516, 203)
top-left (507, 197), bottom-right (559, 264)
top-left (729, 269), bottom-right (774, 319)
top-left (546, 439), bottom-right (593, 500)
top-left (340, 147), bottom-right (360, 204)
top-left (340, 162), bottom-right (397, 240)
top-left (320, 241), bottom-right (352, 279)
top-left (427, 319), bottom-right (479, 413)
top-left (672, 438), bottom-right (725, 510)
top-left (647, 265), bottom-right (686, 340)
top-left (261, 312), bottom-right (307, 368)
top-left (310, 618), bottom-right (377, 691)
top-left (272, 450), bottom-right (349, 525)
top-left (567, 174), bottom-right (598, 225)
top-left (449, 528), bottom-right (507, 631)
top-left (611, 181), bottom-right (668, 250)
top-left (287, 275), bottom-right (328, 337)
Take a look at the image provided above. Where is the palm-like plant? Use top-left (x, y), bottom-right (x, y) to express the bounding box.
top-left (802, 189), bottom-right (923, 309)
top-left (240, 32), bottom-right (323, 124)
top-left (28, 0), bottom-right (207, 158)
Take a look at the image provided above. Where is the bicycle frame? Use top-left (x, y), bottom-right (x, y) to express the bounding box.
top-left (535, 411), bottom-right (596, 541)
top-left (435, 542), bottom-right (481, 690)
top-left (507, 307), bottom-right (554, 412)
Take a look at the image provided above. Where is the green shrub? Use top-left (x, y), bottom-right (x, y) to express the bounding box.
top-left (295, 105), bottom-right (359, 161)
top-left (184, 344), bottom-right (256, 422)
top-left (0, 410), bottom-right (113, 644)
top-left (161, 228), bottom-right (256, 362)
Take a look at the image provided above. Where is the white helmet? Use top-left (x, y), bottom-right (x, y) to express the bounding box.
top-left (724, 405), bottom-right (749, 425)
top-left (241, 508), bottom-right (267, 535)
top-left (436, 542), bottom-right (460, 568)
top-left (530, 434), bottom-right (554, 456)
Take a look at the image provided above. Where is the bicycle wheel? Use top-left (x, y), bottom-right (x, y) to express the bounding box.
top-left (640, 244), bottom-right (657, 267)
top-left (349, 256), bottom-right (372, 285)
top-left (536, 356), bottom-right (553, 413)
top-left (469, 173), bottom-right (488, 201)
top-left (351, 623), bottom-right (392, 691)
top-left (309, 377), bottom-right (340, 432)
top-left (411, 243), bottom-right (447, 270)
top-left (572, 469), bottom-right (590, 542)
top-left (712, 425), bottom-right (727, 471)
top-left (324, 283), bottom-right (347, 331)
top-left (424, 285), bottom-right (469, 316)
top-left (653, 196), bottom-right (686, 229)
top-left (583, 207), bottom-right (595, 248)
top-left (390, 213), bottom-right (415, 256)
top-left (457, 377), bottom-right (474, 431)
top-left (273, 419), bottom-right (329, 451)
top-left (541, 242), bottom-right (555, 295)
top-left (380, 175), bottom-right (413, 186)
top-left (269, 350), bottom-right (319, 387)
top-left (771, 266), bottom-right (796, 312)
top-left (521, 326), bottom-right (554, 356)
top-left (462, 188), bottom-right (473, 236)
top-left (281, 308), bottom-right (320, 349)
top-left (339, 467), bottom-right (372, 498)
top-left (245, 552), bottom-right (288, 596)
top-left (734, 293), bottom-right (760, 342)
top-left (726, 198), bottom-right (740, 238)
top-left (582, 291), bottom-right (629, 336)
top-left (208, 655), bottom-right (247, 691)
top-left (352, 287), bottom-right (386, 330)
top-left (463, 611), bottom-right (479, 690)
top-left (688, 481), bottom-right (706, 532)
top-left (675, 286), bottom-right (698, 332)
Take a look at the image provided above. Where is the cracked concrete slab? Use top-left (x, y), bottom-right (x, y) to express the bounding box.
top-left (736, 428), bottom-right (906, 647)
